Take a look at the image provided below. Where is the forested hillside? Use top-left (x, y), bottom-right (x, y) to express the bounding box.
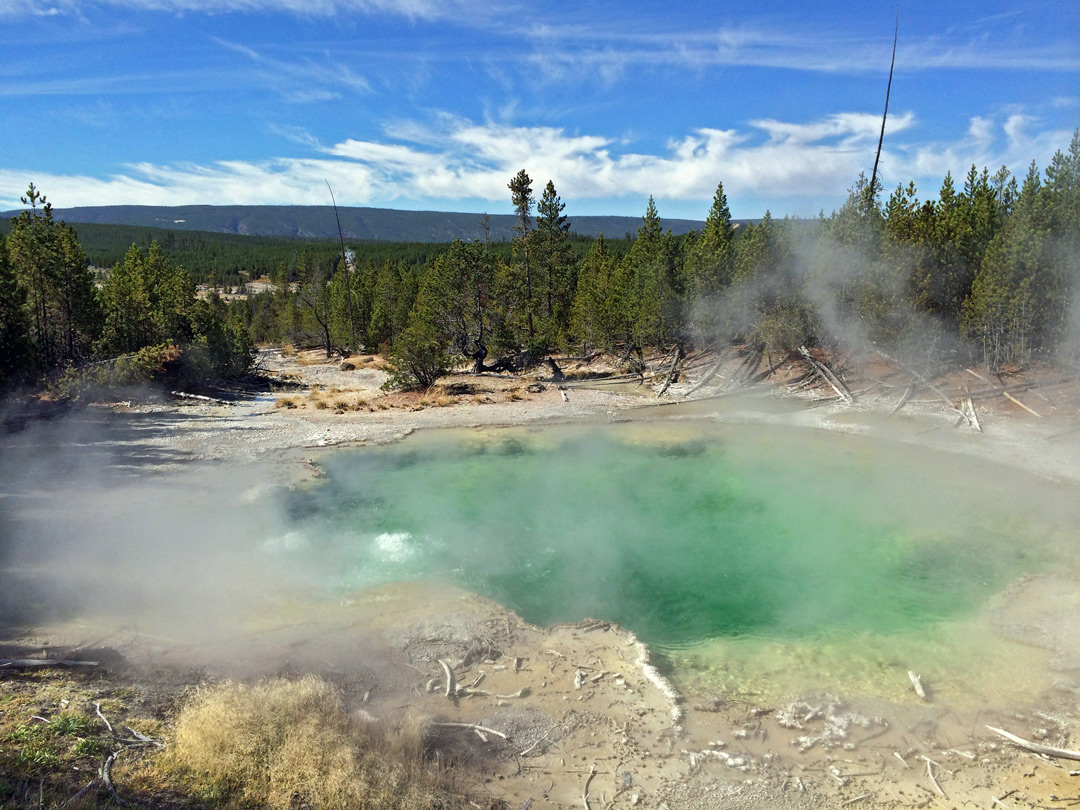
top-left (0, 204), bottom-right (711, 244)
top-left (2, 130), bottom-right (1077, 397)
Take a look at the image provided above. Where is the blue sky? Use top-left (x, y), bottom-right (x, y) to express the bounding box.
top-left (1, 0), bottom-right (1077, 220)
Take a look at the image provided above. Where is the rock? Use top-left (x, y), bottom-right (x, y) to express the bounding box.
top-left (340, 361), bottom-right (356, 371)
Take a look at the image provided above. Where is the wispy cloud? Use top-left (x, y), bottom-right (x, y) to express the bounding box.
top-left (212, 36), bottom-right (371, 100)
top-left (2, 107), bottom-right (1069, 215)
top-left (518, 22), bottom-right (1080, 84)
top-left (0, 0), bottom-right (497, 19)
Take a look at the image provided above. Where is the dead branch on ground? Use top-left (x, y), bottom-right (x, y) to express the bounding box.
top-left (798, 347), bottom-right (854, 405)
top-left (582, 763), bottom-right (597, 810)
top-left (986, 726), bottom-right (1080, 761)
top-left (434, 722), bottom-right (508, 740)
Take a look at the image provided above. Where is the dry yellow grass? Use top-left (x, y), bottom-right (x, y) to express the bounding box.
top-left (170, 676), bottom-right (461, 810)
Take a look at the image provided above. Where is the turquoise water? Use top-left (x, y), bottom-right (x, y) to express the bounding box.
top-left (269, 423), bottom-right (1072, 654)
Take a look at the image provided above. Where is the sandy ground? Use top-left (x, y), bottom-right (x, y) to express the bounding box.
top-left (4, 346), bottom-right (1080, 809)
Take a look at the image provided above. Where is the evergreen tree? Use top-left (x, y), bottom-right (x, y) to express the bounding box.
top-left (962, 161), bottom-right (1060, 370)
top-left (685, 183), bottom-right (743, 348)
top-left (570, 234), bottom-right (615, 352)
top-left (0, 236), bottom-right (33, 390)
top-left (6, 184), bottom-right (100, 368)
top-left (507, 170), bottom-right (536, 345)
top-left (532, 180), bottom-right (576, 347)
top-left (97, 244), bottom-right (156, 356)
top-left (612, 197), bottom-right (683, 350)
top-left (97, 241), bottom-right (196, 356)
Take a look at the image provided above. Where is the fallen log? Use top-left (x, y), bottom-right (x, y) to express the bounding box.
top-left (887, 383), bottom-right (916, 417)
top-left (170, 390), bottom-right (230, 405)
top-left (656, 344), bottom-right (684, 397)
top-left (798, 347), bottom-right (854, 405)
top-left (986, 726), bottom-right (1080, 761)
top-left (1003, 391), bottom-right (1041, 418)
top-left (965, 396), bottom-right (982, 432)
top-left (966, 376), bottom-right (1076, 401)
top-left (0, 659), bottom-right (99, 670)
top-left (683, 351), bottom-right (728, 398)
top-left (872, 350), bottom-right (953, 409)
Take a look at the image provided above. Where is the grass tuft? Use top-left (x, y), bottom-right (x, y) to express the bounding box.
top-left (170, 676), bottom-right (463, 810)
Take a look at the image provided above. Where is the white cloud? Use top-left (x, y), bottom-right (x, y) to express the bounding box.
top-left (1, 109), bottom-right (1072, 214)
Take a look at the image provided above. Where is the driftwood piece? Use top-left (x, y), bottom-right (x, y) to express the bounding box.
top-left (683, 352), bottom-right (727, 398)
top-left (101, 750), bottom-right (127, 806)
top-left (1003, 391), bottom-right (1041, 418)
top-left (966, 375), bottom-right (1075, 400)
top-left (798, 347), bottom-right (854, 405)
top-left (925, 758), bottom-right (947, 799)
top-left (434, 722), bottom-right (508, 740)
top-left (908, 671), bottom-right (926, 700)
top-left (95, 702), bottom-right (114, 734)
top-left (873, 350), bottom-right (954, 410)
top-left (170, 390), bottom-right (230, 405)
top-left (582, 763), bottom-right (598, 810)
top-left (986, 725), bottom-right (1080, 761)
top-left (438, 659), bottom-right (456, 700)
top-left (887, 383), bottom-right (916, 417)
top-left (519, 722), bottom-right (563, 757)
top-left (656, 345), bottom-right (684, 397)
top-left (965, 395), bottom-right (982, 432)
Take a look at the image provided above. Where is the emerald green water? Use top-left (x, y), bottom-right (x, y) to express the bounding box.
top-left (269, 422), bottom-right (1075, 657)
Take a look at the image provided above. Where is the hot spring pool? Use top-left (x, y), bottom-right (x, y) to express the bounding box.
top-left (266, 421), bottom-right (1080, 704)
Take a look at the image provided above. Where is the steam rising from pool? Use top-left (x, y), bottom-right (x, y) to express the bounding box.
top-left (267, 423), bottom-right (1070, 654)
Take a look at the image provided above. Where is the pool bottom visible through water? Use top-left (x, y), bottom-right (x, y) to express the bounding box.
top-left (267, 422), bottom-right (1078, 702)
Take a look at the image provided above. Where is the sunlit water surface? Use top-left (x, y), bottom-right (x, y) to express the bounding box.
top-left (267, 421), bottom-right (1080, 705)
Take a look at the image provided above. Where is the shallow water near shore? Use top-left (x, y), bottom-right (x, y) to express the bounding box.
top-left (269, 419), bottom-right (1080, 707)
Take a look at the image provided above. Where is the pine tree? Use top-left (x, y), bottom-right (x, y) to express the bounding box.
top-left (683, 183), bottom-right (741, 347)
top-left (0, 236), bottom-right (34, 390)
top-left (533, 180), bottom-right (576, 347)
top-left (962, 161), bottom-right (1055, 370)
top-left (97, 244), bottom-right (156, 356)
top-left (7, 184), bottom-right (100, 368)
top-left (570, 234), bottom-right (615, 352)
top-left (508, 170), bottom-right (536, 345)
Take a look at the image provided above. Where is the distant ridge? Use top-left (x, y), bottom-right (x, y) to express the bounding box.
top-left (0, 204), bottom-right (715, 243)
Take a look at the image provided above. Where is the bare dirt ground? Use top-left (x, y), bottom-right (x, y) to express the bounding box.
top-left (4, 345), bottom-right (1080, 809)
